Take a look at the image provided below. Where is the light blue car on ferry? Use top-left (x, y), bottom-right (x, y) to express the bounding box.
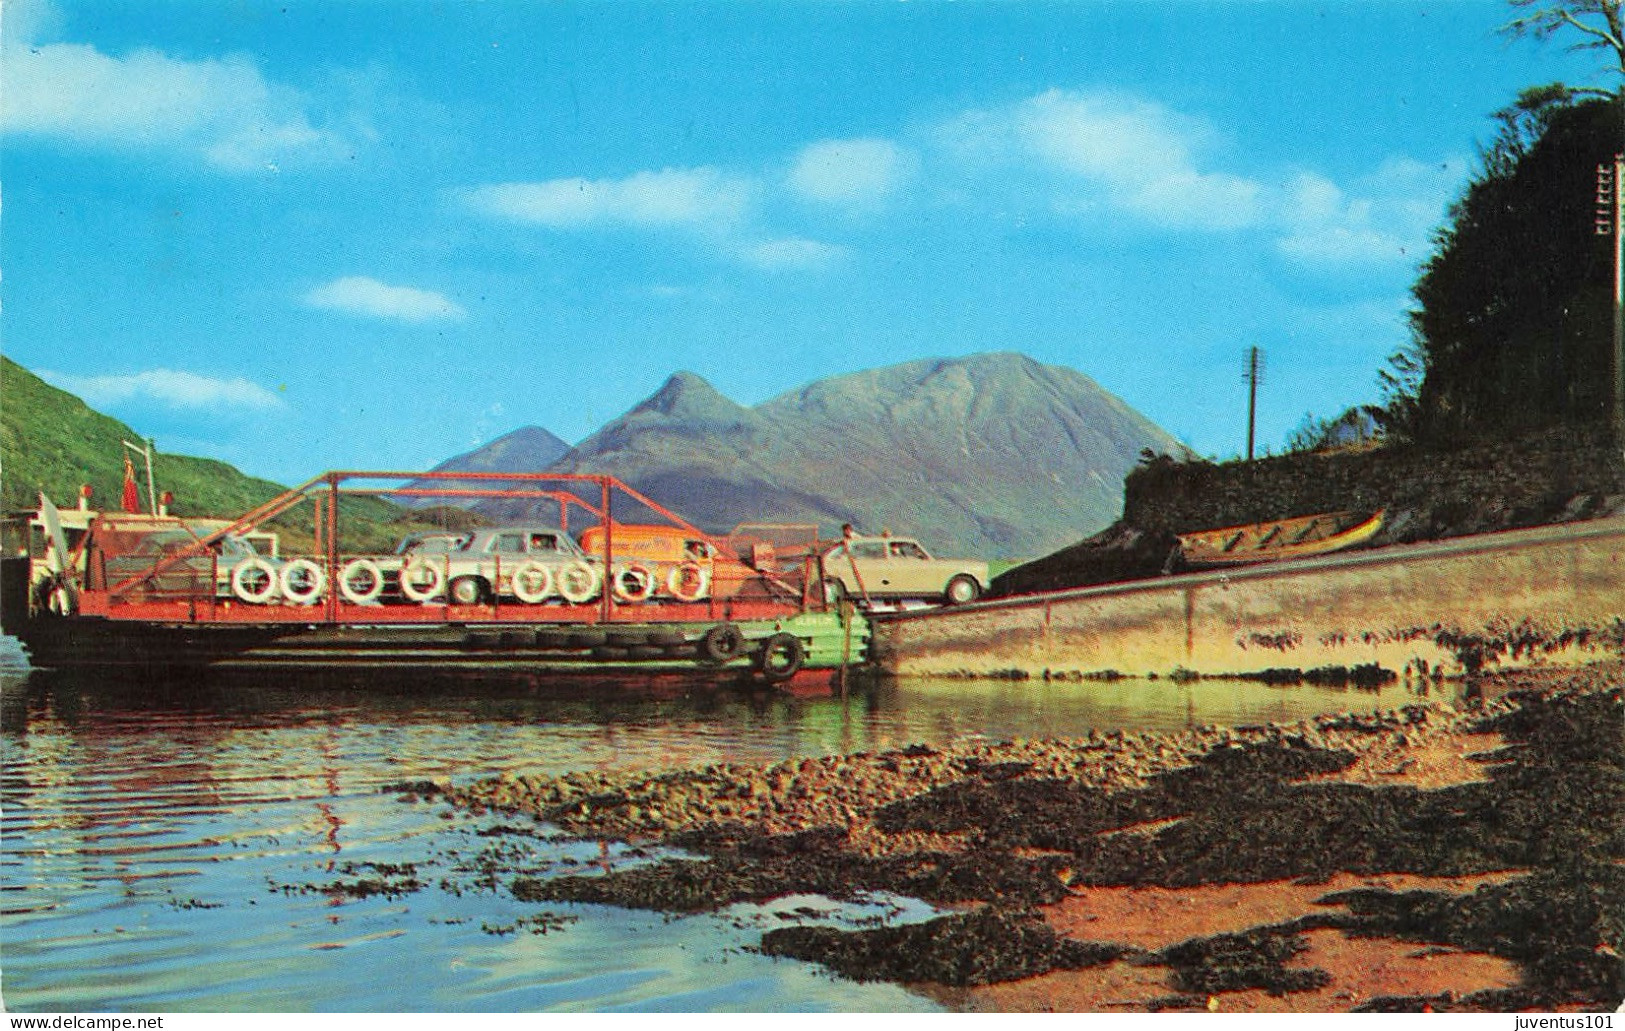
top-left (402, 526), bottom-right (602, 606)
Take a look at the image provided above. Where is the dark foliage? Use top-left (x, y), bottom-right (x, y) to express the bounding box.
top-left (1407, 95), bottom-right (1620, 442)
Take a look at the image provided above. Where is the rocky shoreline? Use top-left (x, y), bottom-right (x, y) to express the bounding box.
top-left (424, 661), bottom-right (1624, 1013)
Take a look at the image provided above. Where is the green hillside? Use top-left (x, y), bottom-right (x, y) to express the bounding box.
top-left (0, 356), bottom-right (431, 552)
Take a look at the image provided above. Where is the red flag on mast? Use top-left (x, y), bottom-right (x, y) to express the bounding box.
top-left (121, 455), bottom-right (141, 513)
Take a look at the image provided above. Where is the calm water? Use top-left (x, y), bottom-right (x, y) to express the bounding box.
top-left (0, 659), bottom-right (1450, 1012)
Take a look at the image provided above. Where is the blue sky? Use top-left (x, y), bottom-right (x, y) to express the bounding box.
top-left (1, 0), bottom-right (1610, 485)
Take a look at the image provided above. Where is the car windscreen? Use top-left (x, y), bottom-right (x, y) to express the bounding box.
top-left (218, 536), bottom-right (256, 559)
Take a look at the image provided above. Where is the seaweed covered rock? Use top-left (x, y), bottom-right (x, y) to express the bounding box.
top-left (1158, 924), bottom-right (1332, 997)
top-left (760, 908), bottom-right (1131, 986)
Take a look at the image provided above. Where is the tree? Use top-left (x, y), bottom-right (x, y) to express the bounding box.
top-left (1502, 0), bottom-right (1625, 99)
top-left (1377, 2), bottom-right (1623, 444)
top-left (1284, 407), bottom-right (1381, 453)
top-left (1503, 1), bottom-right (1625, 444)
top-left (1404, 95), bottom-right (1619, 442)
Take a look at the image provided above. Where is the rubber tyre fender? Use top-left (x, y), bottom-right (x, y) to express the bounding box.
top-left (755, 632), bottom-right (806, 683)
top-left (567, 629), bottom-right (608, 649)
top-left (699, 622), bottom-right (746, 662)
top-left (534, 628), bottom-right (573, 649)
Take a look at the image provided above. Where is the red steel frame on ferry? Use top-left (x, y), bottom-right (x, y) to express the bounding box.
top-left (83, 470), bottom-right (823, 626)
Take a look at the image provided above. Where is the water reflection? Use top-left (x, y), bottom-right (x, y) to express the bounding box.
top-left (1, 664), bottom-right (1451, 1011)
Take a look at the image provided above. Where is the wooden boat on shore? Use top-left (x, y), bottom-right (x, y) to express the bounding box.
top-left (1175, 509), bottom-right (1385, 569)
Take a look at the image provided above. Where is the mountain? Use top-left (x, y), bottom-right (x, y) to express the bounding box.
top-left (396, 425), bottom-right (571, 507)
top-left (474, 353), bottom-right (1183, 557)
top-left (0, 352), bottom-right (1180, 557)
top-left (0, 357), bottom-right (437, 553)
top-left (421, 425), bottom-right (572, 475)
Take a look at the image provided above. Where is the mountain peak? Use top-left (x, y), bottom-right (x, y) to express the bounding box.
top-left (430, 352), bottom-right (1180, 556)
top-left (633, 371), bottom-right (749, 423)
top-left (429, 424), bottom-right (571, 473)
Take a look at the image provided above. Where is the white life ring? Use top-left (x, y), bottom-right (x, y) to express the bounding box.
top-left (231, 557), bottom-right (279, 604)
top-left (510, 561), bottom-right (554, 604)
top-left (611, 563), bottom-right (656, 603)
top-left (556, 561), bottom-right (600, 604)
top-left (279, 558), bottom-right (327, 605)
top-left (339, 558), bottom-right (384, 605)
top-left (665, 562), bottom-right (710, 602)
top-left (400, 557), bottom-right (445, 603)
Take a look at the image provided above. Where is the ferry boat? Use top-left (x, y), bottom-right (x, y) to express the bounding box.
top-left (0, 470), bottom-right (868, 687)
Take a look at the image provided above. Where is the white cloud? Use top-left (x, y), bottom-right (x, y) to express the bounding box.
top-left (464, 168), bottom-right (754, 231)
top-left (940, 88), bottom-right (1261, 230)
top-left (305, 277), bottom-right (465, 321)
top-left (1274, 157), bottom-right (1463, 266)
top-left (1, 0), bottom-right (62, 49)
top-left (788, 138), bottom-right (914, 207)
top-left (0, 41), bottom-right (351, 171)
top-left (934, 87), bottom-right (1463, 269)
top-left (39, 369), bottom-right (284, 411)
top-left (741, 237), bottom-right (847, 270)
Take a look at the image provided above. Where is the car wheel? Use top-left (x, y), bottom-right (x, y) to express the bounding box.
top-left (944, 575), bottom-right (980, 605)
top-left (449, 576), bottom-right (487, 606)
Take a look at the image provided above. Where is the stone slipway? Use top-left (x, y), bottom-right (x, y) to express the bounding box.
top-left (872, 516), bottom-right (1625, 679)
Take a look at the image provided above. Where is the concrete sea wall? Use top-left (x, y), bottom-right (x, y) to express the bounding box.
top-left (873, 516), bottom-right (1625, 679)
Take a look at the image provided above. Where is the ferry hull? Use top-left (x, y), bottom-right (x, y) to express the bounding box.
top-left (6, 609), bottom-right (868, 689)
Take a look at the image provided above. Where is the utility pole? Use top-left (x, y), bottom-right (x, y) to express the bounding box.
top-left (1244, 346), bottom-right (1264, 461)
